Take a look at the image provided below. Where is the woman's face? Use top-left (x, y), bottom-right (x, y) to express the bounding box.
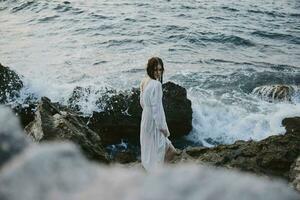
top-left (154, 64), bottom-right (163, 80)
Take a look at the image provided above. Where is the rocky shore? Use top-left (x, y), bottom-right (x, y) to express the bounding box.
top-left (0, 63), bottom-right (300, 197)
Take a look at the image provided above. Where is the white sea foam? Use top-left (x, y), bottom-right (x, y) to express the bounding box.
top-left (186, 91), bottom-right (300, 146)
top-left (1, 0), bottom-right (300, 146)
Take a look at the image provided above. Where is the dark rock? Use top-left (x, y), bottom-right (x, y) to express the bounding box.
top-left (83, 81), bottom-right (192, 145)
top-left (113, 151), bottom-right (137, 164)
top-left (67, 86), bottom-right (100, 112)
top-left (0, 63), bottom-right (23, 104)
top-left (162, 82), bottom-right (193, 139)
top-left (0, 106), bottom-right (29, 168)
top-left (12, 101), bottom-right (37, 128)
top-left (87, 88), bottom-right (142, 145)
top-left (25, 97), bottom-right (109, 163)
top-left (180, 117), bottom-right (300, 180)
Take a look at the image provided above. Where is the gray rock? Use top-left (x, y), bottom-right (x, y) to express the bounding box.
top-left (0, 142), bottom-right (99, 200)
top-left (0, 105), bottom-right (29, 167)
top-left (75, 164), bottom-right (300, 200)
top-left (0, 143), bottom-right (299, 200)
top-left (25, 97), bottom-right (109, 163)
top-left (290, 156), bottom-right (300, 192)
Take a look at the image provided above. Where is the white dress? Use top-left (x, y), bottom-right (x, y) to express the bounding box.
top-left (140, 78), bottom-right (172, 172)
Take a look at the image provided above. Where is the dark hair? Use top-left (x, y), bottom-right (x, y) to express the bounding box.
top-left (146, 57), bottom-right (164, 83)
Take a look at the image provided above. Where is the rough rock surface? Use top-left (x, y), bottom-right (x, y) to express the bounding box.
top-left (25, 97), bottom-right (109, 163)
top-left (176, 117), bottom-right (300, 180)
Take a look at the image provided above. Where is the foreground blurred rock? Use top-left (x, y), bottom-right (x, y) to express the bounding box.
top-left (0, 142), bottom-right (100, 200)
top-left (177, 117), bottom-right (300, 180)
top-left (0, 106), bottom-right (30, 167)
top-left (290, 157), bottom-right (300, 192)
top-left (0, 141), bottom-right (299, 200)
top-left (68, 82), bottom-right (192, 145)
top-left (252, 85), bottom-right (298, 102)
top-left (25, 97), bottom-right (109, 163)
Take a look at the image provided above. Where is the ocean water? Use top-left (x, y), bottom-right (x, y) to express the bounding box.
top-left (1, 0), bottom-right (300, 146)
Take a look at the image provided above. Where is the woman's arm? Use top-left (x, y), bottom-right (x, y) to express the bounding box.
top-left (150, 81), bottom-right (170, 137)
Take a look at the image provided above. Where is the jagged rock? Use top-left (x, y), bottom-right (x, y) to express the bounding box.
top-left (25, 97), bottom-right (109, 163)
top-left (0, 63), bottom-right (23, 104)
top-left (178, 117), bottom-right (300, 180)
top-left (0, 106), bottom-right (30, 167)
top-left (78, 81), bottom-right (192, 145)
top-left (252, 85), bottom-right (297, 102)
top-left (290, 156), bottom-right (300, 192)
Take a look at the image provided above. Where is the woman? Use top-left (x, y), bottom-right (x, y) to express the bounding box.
top-left (139, 57), bottom-right (178, 172)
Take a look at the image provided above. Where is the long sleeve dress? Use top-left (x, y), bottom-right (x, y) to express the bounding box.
top-left (140, 79), bottom-right (172, 172)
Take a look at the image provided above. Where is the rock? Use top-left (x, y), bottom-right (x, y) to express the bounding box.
top-left (76, 164), bottom-right (299, 200)
top-left (12, 100), bottom-right (37, 128)
top-left (113, 150), bottom-right (137, 164)
top-left (0, 142), bottom-right (100, 200)
top-left (290, 156), bottom-right (300, 192)
top-left (82, 81), bottom-right (192, 145)
top-left (162, 82), bottom-right (193, 139)
top-left (0, 143), bottom-right (299, 200)
top-left (252, 85), bottom-right (297, 102)
top-left (67, 86), bottom-right (101, 112)
top-left (25, 97), bottom-right (109, 163)
top-left (0, 63), bottom-right (23, 104)
top-left (0, 106), bottom-right (30, 167)
top-left (179, 117), bottom-right (300, 180)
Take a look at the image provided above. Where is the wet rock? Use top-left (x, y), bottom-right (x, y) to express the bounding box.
top-left (0, 63), bottom-right (23, 104)
top-left (83, 81), bottom-right (192, 145)
top-left (25, 97), bottom-right (109, 163)
top-left (179, 117), bottom-right (300, 180)
top-left (252, 85), bottom-right (297, 102)
top-left (290, 156), bottom-right (300, 192)
top-left (12, 100), bottom-right (37, 128)
top-left (162, 82), bottom-right (193, 138)
top-left (0, 105), bottom-right (29, 167)
top-left (67, 86), bottom-right (100, 112)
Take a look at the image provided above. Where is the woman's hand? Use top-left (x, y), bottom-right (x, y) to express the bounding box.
top-left (159, 129), bottom-right (169, 137)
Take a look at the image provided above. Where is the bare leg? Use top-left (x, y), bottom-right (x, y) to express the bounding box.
top-left (164, 143), bottom-right (178, 162)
